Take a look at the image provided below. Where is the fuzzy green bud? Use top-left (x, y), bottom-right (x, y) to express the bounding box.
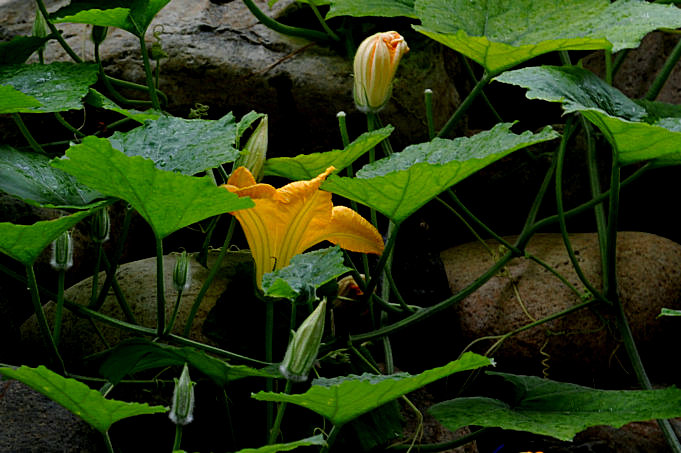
top-left (279, 298), bottom-right (326, 382)
top-left (173, 250), bottom-right (191, 292)
top-left (234, 116), bottom-right (268, 182)
top-left (169, 363), bottom-right (195, 426)
top-left (353, 31), bottom-right (409, 113)
top-left (91, 26), bottom-right (109, 46)
top-left (50, 231), bottom-right (73, 271)
top-left (32, 10), bottom-right (48, 53)
top-left (90, 208), bottom-right (110, 243)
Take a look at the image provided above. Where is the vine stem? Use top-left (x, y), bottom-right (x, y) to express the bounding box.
top-left (12, 114), bottom-right (45, 154)
top-left (554, 116), bottom-right (604, 300)
top-left (35, 0), bottom-right (83, 63)
top-left (172, 424), bottom-right (183, 452)
top-left (155, 235), bottom-right (166, 337)
top-left (241, 0), bottom-right (330, 43)
top-left (102, 431), bottom-right (115, 453)
top-left (183, 217), bottom-right (237, 336)
top-left (603, 150), bottom-right (681, 452)
top-left (436, 71), bottom-right (493, 138)
top-left (268, 380), bottom-right (293, 444)
top-left (89, 242), bottom-right (103, 307)
top-left (53, 269), bottom-right (66, 345)
top-left (26, 264), bottom-right (65, 374)
top-left (137, 34), bottom-right (161, 110)
top-left (645, 35), bottom-right (681, 101)
top-left (320, 424), bottom-right (342, 453)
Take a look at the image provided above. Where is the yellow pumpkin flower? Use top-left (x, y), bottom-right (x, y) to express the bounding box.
top-left (353, 31), bottom-right (409, 113)
top-left (222, 166), bottom-right (384, 287)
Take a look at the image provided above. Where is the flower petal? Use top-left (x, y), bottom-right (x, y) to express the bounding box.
top-left (301, 206), bottom-right (384, 256)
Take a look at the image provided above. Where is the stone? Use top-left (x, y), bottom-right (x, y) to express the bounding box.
top-left (20, 250), bottom-right (253, 367)
top-left (440, 232), bottom-right (681, 386)
top-left (0, 378), bottom-right (103, 453)
top-left (0, 0), bottom-right (461, 155)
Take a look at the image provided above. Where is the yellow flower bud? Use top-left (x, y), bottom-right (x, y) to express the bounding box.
top-left (353, 31), bottom-right (409, 113)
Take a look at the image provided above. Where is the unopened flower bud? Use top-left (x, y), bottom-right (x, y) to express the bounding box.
top-left (50, 230), bottom-right (73, 271)
top-left (32, 10), bottom-right (48, 39)
top-left (91, 26), bottom-right (109, 46)
top-left (90, 207), bottom-right (110, 243)
top-left (173, 250), bottom-right (191, 292)
top-left (169, 363), bottom-right (195, 426)
top-left (353, 31), bottom-right (409, 113)
top-left (234, 116), bottom-right (268, 182)
top-left (279, 299), bottom-right (326, 382)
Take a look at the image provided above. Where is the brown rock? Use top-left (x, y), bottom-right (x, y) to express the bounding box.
top-left (20, 250), bottom-right (253, 366)
top-left (440, 232), bottom-right (681, 385)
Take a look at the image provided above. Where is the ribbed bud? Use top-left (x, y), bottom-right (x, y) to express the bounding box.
top-left (353, 31), bottom-right (409, 113)
top-left (234, 116), bottom-right (268, 182)
top-left (169, 363), bottom-right (195, 426)
top-left (91, 26), bottom-right (108, 46)
top-left (173, 250), bottom-right (191, 292)
top-left (90, 208), bottom-right (110, 243)
top-left (50, 231), bottom-right (73, 271)
top-left (279, 298), bottom-right (326, 382)
top-left (32, 11), bottom-right (48, 39)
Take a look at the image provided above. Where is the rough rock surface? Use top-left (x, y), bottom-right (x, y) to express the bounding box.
top-left (20, 250), bottom-right (253, 367)
top-left (0, 378), bottom-right (104, 453)
top-left (440, 232), bottom-right (681, 386)
top-left (0, 0), bottom-right (461, 155)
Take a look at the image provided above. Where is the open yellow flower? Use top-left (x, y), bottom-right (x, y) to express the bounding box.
top-left (222, 166), bottom-right (384, 287)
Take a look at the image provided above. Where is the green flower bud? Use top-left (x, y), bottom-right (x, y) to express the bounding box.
top-left (32, 10), bottom-right (48, 38)
top-left (353, 31), bottom-right (409, 113)
top-left (90, 208), bottom-right (110, 244)
top-left (32, 10), bottom-right (48, 53)
top-left (91, 26), bottom-right (109, 46)
top-left (279, 298), bottom-right (326, 382)
top-left (169, 363), bottom-right (195, 426)
top-left (234, 116), bottom-right (268, 182)
top-left (173, 250), bottom-right (191, 292)
top-left (50, 231), bottom-right (73, 271)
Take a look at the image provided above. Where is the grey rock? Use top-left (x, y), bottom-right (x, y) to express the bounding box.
top-left (440, 232), bottom-right (681, 385)
top-left (0, 379), bottom-right (103, 453)
top-left (0, 0), bottom-right (461, 155)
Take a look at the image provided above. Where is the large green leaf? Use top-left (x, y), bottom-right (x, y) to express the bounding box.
top-left (51, 136), bottom-right (254, 239)
top-left (327, 0), bottom-right (416, 18)
top-left (262, 246), bottom-right (351, 302)
top-left (0, 36), bottom-right (51, 65)
top-left (429, 372), bottom-right (681, 441)
top-left (253, 352), bottom-right (492, 425)
top-left (494, 65), bottom-right (681, 166)
top-left (0, 85), bottom-right (42, 114)
top-left (413, 0), bottom-right (681, 74)
top-left (84, 89), bottom-right (161, 124)
top-left (51, 0), bottom-right (172, 36)
top-left (322, 123), bottom-right (558, 223)
top-left (0, 365), bottom-right (166, 433)
top-left (99, 339), bottom-right (277, 386)
top-left (264, 126), bottom-right (394, 181)
top-left (107, 114), bottom-right (241, 175)
top-left (0, 210), bottom-right (92, 265)
top-left (0, 62), bottom-right (98, 113)
top-left (0, 145), bottom-right (102, 208)
top-left (234, 435), bottom-right (327, 453)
